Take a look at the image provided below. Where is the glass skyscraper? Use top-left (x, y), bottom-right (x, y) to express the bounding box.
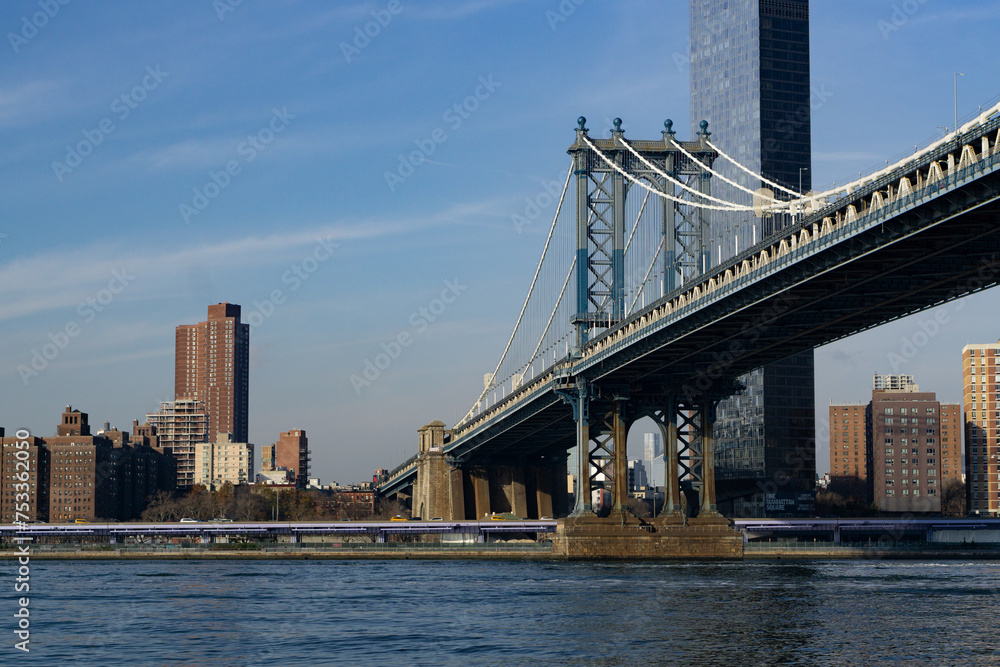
top-left (689, 0), bottom-right (816, 516)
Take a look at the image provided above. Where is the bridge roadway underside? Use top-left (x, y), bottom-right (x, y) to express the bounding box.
top-left (447, 170), bottom-right (1000, 463)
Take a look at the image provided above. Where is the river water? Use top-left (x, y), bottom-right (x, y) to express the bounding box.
top-left (4, 559), bottom-right (999, 665)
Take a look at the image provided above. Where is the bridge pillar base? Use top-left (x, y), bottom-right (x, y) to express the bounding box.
top-left (534, 466), bottom-right (554, 519)
top-left (413, 450), bottom-right (464, 521)
top-left (471, 468), bottom-right (491, 520)
top-left (553, 516), bottom-right (743, 560)
top-left (509, 466), bottom-right (529, 519)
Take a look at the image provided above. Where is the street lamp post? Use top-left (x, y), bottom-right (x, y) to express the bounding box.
top-left (648, 450), bottom-right (655, 516)
top-left (955, 72), bottom-right (965, 140)
top-left (799, 167), bottom-right (809, 194)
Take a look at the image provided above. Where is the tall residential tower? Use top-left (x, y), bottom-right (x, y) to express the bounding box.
top-left (175, 303), bottom-right (250, 444)
top-left (963, 341), bottom-right (999, 514)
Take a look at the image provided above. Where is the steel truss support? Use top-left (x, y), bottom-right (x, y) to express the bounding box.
top-left (568, 117), bottom-right (717, 348)
top-left (640, 397), bottom-right (721, 518)
top-left (555, 378), bottom-right (593, 516)
top-left (557, 379), bottom-right (635, 517)
top-left (674, 398), bottom-right (721, 517)
top-left (558, 387), bottom-right (724, 519)
top-left (637, 403), bottom-right (682, 517)
top-left (587, 395), bottom-right (630, 515)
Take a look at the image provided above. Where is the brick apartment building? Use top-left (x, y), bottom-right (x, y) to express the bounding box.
top-left (262, 430), bottom-right (310, 488)
top-left (963, 341), bottom-right (1000, 514)
top-left (830, 374), bottom-right (961, 513)
top-left (0, 407), bottom-right (176, 523)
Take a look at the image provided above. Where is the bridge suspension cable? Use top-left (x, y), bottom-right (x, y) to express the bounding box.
top-left (706, 139), bottom-right (805, 199)
top-left (581, 135), bottom-right (755, 212)
top-left (671, 138), bottom-right (803, 203)
top-left (526, 256), bottom-right (576, 379)
top-left (459, 164), bottom-right (573, 425)
top-left (615, 136), bottom-right (756, 209)
top-left (775, 98), bottom-right (1000, 209)
top-left (623, 189), bottom-right (651, 255)
top-left (619, 136), bottom-right (794, 208)
top-left (628, 237), bottom-right (664, 315)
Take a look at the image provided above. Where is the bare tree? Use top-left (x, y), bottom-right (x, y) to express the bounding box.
top-left (624, 496), bottom-right (651, 518)
top-left (941, 479), bottom-right (967, 517)
top-left (376, 499), bottom-right (407, 520)
top-left (233, 492), bottom-right (270, 521)
top-left (140, 490), bottom-right (178, 522)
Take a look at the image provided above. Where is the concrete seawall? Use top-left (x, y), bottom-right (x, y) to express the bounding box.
top-left (5, 544), bottom-right (1000, 561)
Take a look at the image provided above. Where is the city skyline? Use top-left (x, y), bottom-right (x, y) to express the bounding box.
top-left (1, 2), bottom-right (998, 483)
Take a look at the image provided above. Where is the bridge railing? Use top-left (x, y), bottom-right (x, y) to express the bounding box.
top-left (453, 370), bottom-right (557, 439)
top-left (379, 454), bottom-right (420, 490)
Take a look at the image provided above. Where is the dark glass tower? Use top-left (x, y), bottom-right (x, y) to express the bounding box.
top-left (690, 0), bottom-right (816, 517)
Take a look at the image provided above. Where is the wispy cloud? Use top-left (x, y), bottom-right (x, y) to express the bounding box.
top-left (0, 200), bottom-right (497, 324)
top-left (407, 0), bottom-right (532, 21)
top-left (0, 79), bottom-right (68, 129)
top-left (127, 138), bottom-right (239, 171)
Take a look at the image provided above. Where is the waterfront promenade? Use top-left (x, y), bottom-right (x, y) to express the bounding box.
top-left (5, 517), bottom-right (1000, 560)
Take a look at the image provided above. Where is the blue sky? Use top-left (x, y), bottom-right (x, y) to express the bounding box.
top-left (1, 0), bottom-right (998, 483)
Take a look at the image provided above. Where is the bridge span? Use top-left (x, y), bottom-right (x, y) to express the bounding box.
top-left (378, 103), bottom-right (1000, 556)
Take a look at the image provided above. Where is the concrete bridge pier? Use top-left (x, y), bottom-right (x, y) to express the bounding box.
top-left (412, 421), bottom-right (569, 520)
top-left (412, 421), bottom-right (459, 520)
top-left (509, 466), bottom-right (528, 518)
top-left (532, 465), bottom-right (554, 518)
top-left (470, 467), bottom-right (491, 519)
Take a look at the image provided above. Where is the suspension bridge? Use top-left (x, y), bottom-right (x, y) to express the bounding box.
top-left (377, 101), bottom-right (1000, 556)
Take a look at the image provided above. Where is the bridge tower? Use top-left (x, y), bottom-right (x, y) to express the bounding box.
top-left (563, 118), bottom-right (722, 518)
top-left (568, 116), bottom-right (716, 348)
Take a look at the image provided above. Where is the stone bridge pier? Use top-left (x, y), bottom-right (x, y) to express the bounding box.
top-left (411, 421), bottom-right (568, 520)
